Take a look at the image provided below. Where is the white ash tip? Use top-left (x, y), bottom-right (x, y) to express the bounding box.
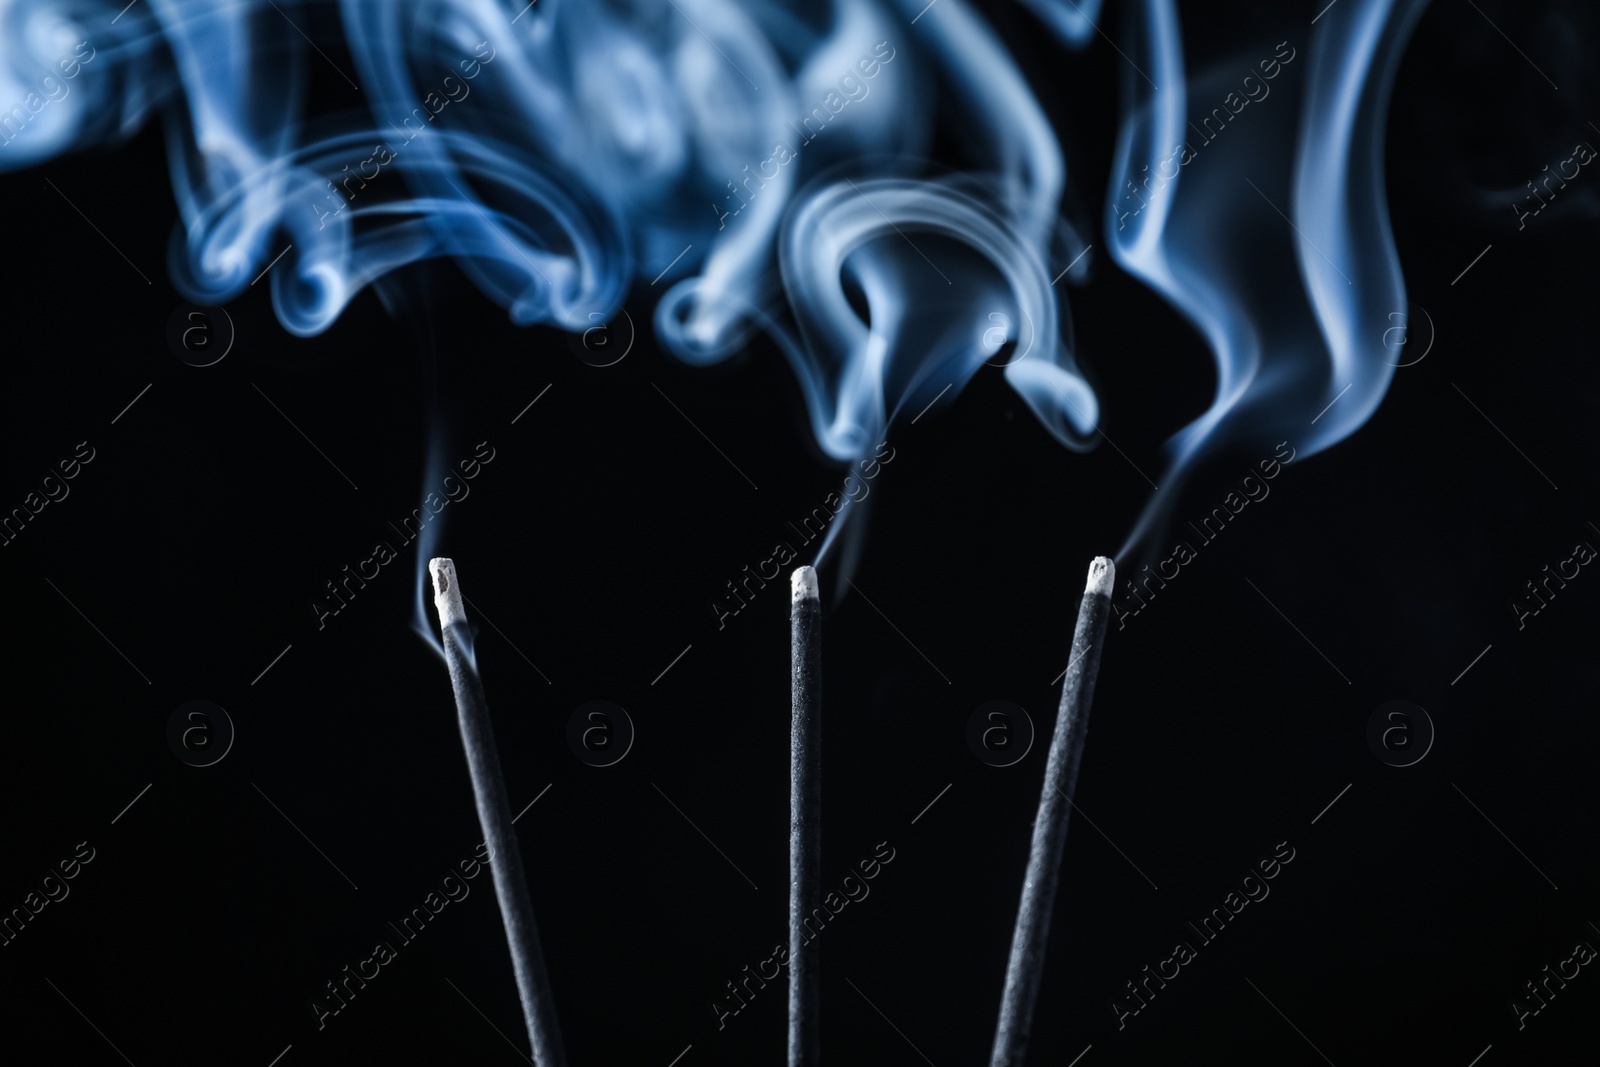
top-left (791, 565), bottom-right (819, 602)
top-left (1085, 556), bottom-right (1115, 598)
top-left (429, 557), bottom-right (468, 628)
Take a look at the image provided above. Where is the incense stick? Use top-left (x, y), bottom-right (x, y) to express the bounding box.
top-left (989, 556), bottom-right (1115, 1067)
top-left (789, 565), bottom-right (822, 1067)
top-left (430, 558), bottom-right (566, 1067)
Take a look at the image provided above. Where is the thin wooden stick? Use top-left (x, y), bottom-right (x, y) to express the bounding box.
top-left (789, 565), bottom-right (822, 1067)
top-left (990, 556), bottom-right (1115, 1067)
top-left (430, 558), bottom-right (566, 1067)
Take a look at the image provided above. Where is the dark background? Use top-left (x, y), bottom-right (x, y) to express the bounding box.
top-left (1, 1), bottom-right (1596, 1064)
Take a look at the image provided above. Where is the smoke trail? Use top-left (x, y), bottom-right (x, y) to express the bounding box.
top-left (1013, 0), bottom-right (1104, 49)
top-left (1, 0), bottom-right (1435, 584)
top-left (0, 1), bottom-right (168, 170)
top-left (0, 0), bottom-right (1098, 507)
top-left (1107, 0), bottom-right (1428, 561)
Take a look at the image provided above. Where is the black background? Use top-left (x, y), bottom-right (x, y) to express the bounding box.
top-left (1, 1), bottom-right (1597, 1065)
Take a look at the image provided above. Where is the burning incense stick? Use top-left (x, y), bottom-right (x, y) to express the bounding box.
top-left (429, 558), bottom-right (566, 1067)
top-left (789, 564), bottom-right (822, 1067)
top-left (990, 556), bottom-right (1115, 1067)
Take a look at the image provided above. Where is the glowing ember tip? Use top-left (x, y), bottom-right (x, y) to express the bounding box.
top-left (791, 565), bottom-right (819, 603)
top-left (429, 557), bottom-right (467, 628)
top-left (1085, 556), bottom-right (1115, 598)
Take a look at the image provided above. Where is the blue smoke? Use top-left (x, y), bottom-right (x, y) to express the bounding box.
top-left (1108, 0), bottom-right (1429, 559)
top-left (0, 0), bottom-right (1426, 574)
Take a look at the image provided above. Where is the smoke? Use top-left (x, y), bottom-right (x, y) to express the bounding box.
top-left (0, 0), bottom-right (1432, 584)
top-left (1107, 0), bottom-right (1429, 561)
